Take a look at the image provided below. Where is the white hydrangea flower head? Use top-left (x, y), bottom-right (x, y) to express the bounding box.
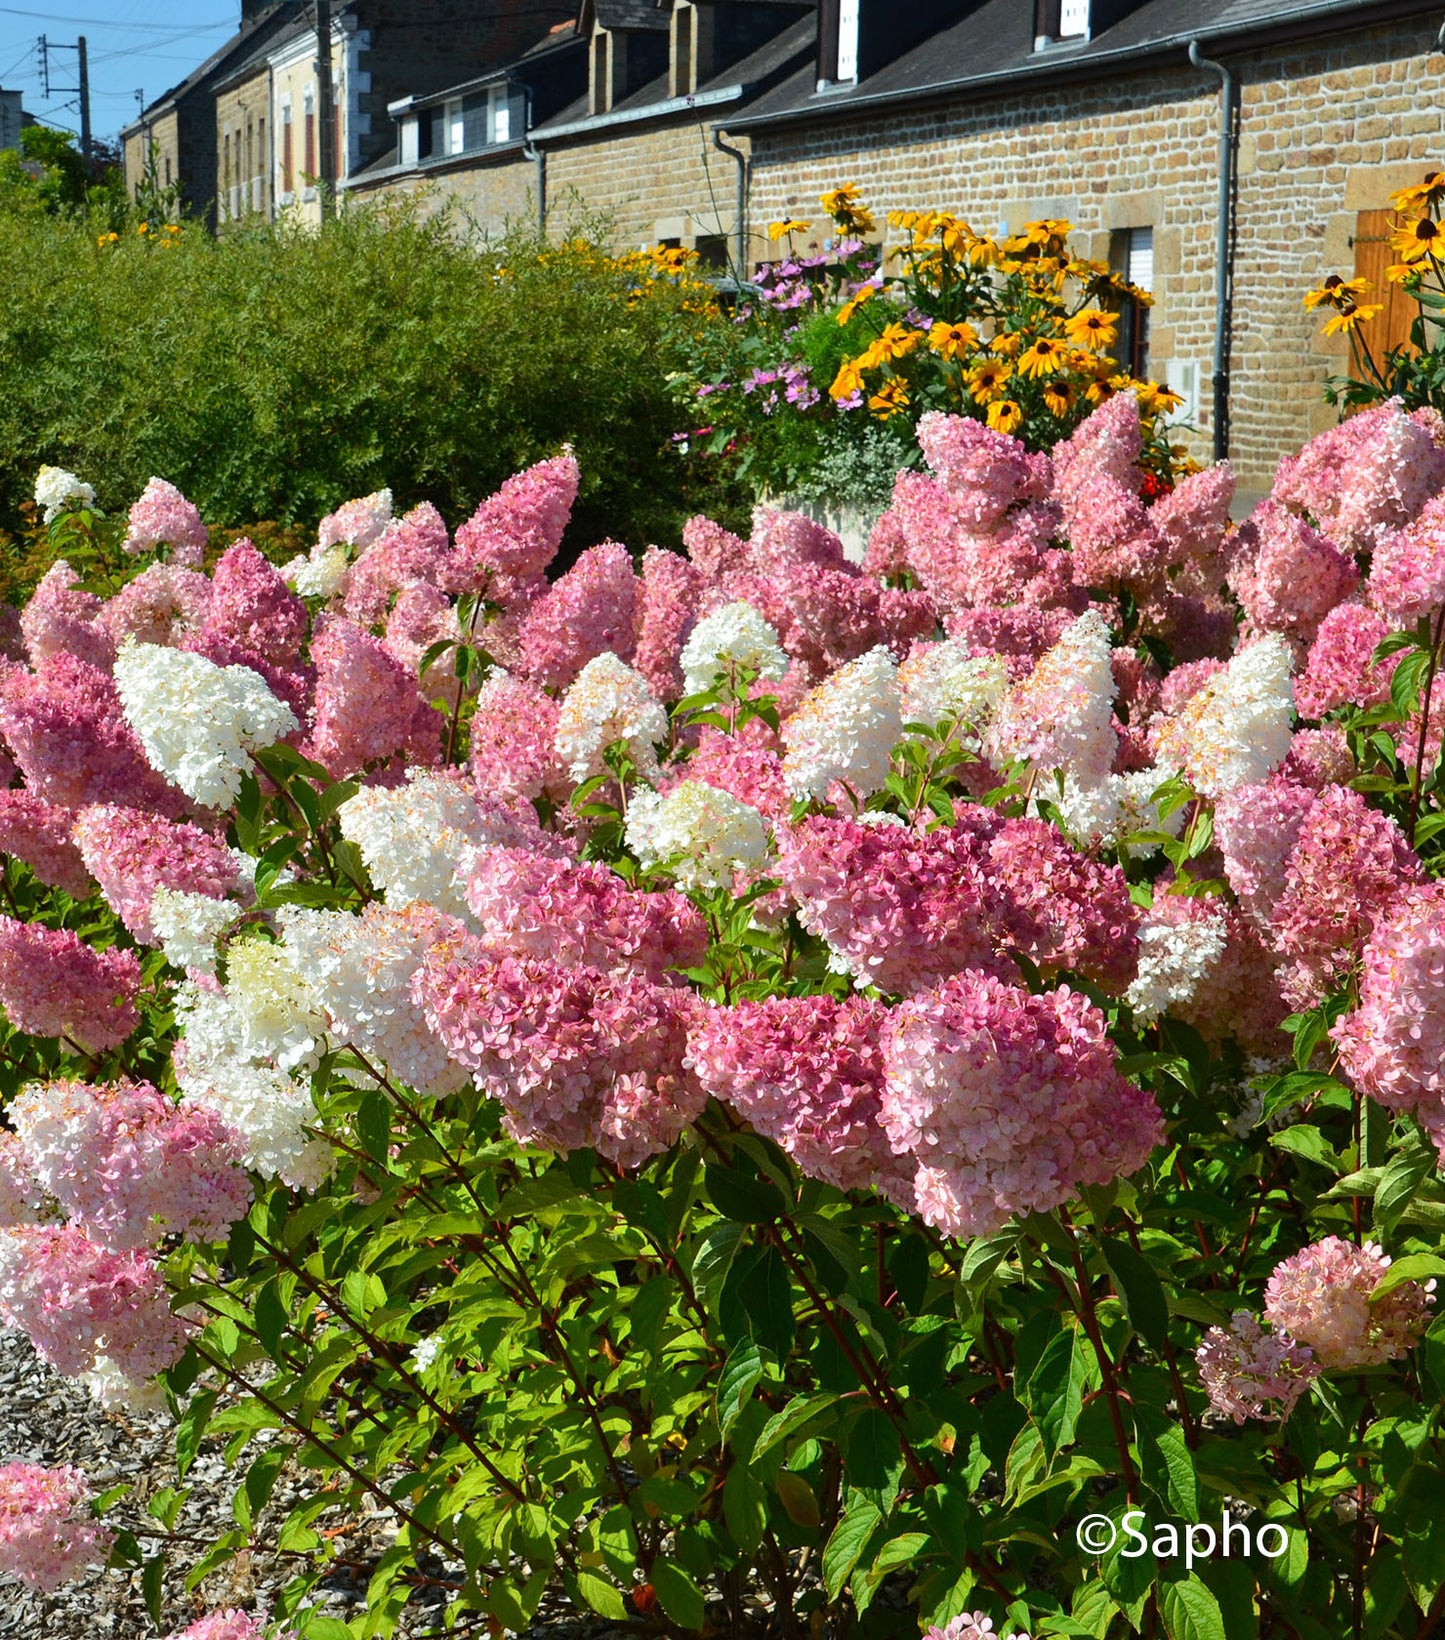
top-left (82, 1357), bottom-right (169, 1416)
top-left (554, 652), bottom-right (668, 785)
top-left (624, 780), bottom-right (771, 891)
top-left (174, 978), bottom-right (332, 1191)
top-left (1051, 765), bottom-right (1184, 856)
top-left (279, 904), bottom-right (468, 1097)
top-left (34, 465), bottom-right (95, 523)
top-left (113, 641), bottom-right (298, 809)
top-left (1152, 634), bottom-right (1295, 798)
top-left (150, 888), bottom-right (236, 976)
top-left (679, 601), bottom-right (788, 696)
top-left (1124, 899), bottom-right (1229, 1023)
top-left (222, 940), bottom-right (326, 1070)
top-left (782, 645), bottom-right (903, 802)
top-left (339, 769), bottom-right (508, 919)
top-left (899, 641), bottom-right (1008, 738)
top-left (283, 544), bottom-right (351, 600)
top-left (318, 486), bottom-right (393, 552)
top-left (985, 608), bottom-right (1117, 784)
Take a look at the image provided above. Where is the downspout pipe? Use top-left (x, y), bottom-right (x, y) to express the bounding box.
top-left (521, 82), bottom-right (545, 238)
top-left (712, 126), bottom-right (747, 284)
top-left (1189, 38), bottom-right (1238, 463)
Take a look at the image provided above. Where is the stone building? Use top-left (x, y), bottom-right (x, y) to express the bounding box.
top-left (123, 0), bottom-right (572, 229)
top-left (356, 0), bottom-right (1445, 492)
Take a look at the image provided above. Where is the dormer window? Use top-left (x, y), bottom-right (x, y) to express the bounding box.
top-left (1035, 0), bottom-right (1090, 48)
top-left (819, 0), bottom-right (860, 88)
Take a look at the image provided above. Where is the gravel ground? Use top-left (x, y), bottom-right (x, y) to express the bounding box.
top-left (0, 1325), bottom-right (651, 1639)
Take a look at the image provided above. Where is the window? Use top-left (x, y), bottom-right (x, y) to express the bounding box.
top-left (672, 4), bottom-right (694, 97)
top-left (281, 104), bottom-right (293, 193)
top-left (1059, 0), bottom-right (1090, 37)
top-left (1109, 226), bottom-right (1153, 377)
top-left (492, 88), bottom-right (511, 145)
top-left (304, 88), bottom-right (316, 181)
top-left (591, 32), bottom-right (609, 114)
top-left (1035, 0), bottom-right (1089, 47)
top-left (447, 99), bottom-right (464, 156)
top-left (694, 234), bottom-right (728, 270)
top-left (1352, 208), bottom-right (1419, 358)
top-left (835, 0), bottom-right (859, 80)
top-left (256, 117), bottom-right (265, 208)
top-left (818, 0), bottom-right (859, 86)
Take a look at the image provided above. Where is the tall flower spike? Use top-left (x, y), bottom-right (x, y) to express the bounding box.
top-left (985, 607), bottom-right (1117, 784)
top-left (0, 1463), bottom-right (113, 1591)
top-left (515, 541), bottom-right (639, 690)
top-left (122, 477), bottom-right (209, 566)
top-left (554, 652), bottom-right (667, 786)
top-left (782, 644), bottom-right (902, 802)
top-left (1150, 634), bottom-right (1294, 797)
top-left (72, 804), bottom-right (239, 943)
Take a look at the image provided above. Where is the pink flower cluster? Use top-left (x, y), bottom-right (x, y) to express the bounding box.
top-left (122, 477), bottom-right (209, 565)
top-left (73, 804), bottom-right (239, 943)
top-left (1264, 1237), bottom-right (1433, 1370)
top-left (1196, 1312), bottom-right (1320, 1425)
top-left (0, 1462), bottom-right (113, 1591)
top-left (0, 916), bottom-right (140, 1051)
top-left (9, 1078), bottom-right (251, 1250)
top-left (168, 1613), bottom-right (298, 1640)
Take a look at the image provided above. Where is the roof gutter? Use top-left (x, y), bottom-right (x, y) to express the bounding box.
top-left (721, 0), bottom-right (1437, 133)
top-left (532, 82), bottom-right (743, 143)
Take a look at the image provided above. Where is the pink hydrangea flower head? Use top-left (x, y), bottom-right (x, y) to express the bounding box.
top-left (447, 452), bottom-right (580, 595)
top-left (469, 670), bottom-right (565, 804)
top-left (987, 816), bottom-right (1140, 991)
top-left (414, 945), bottom-right (704, 1167)
top-left (0, 791), bottom-right (90, 896)
top-left (1281, 726), bottom-right (1354, 789)
top-left (0, 916), bottom-right (140, 1051)
top-left (682, 514), bottom-right (747, 582)
top-left (1157, 658), bottom-right (1224, 716)
top-left (1294, 602), bottom-right (1394, 719)
top-left (1332, 882), bottom-right (1445, 1155)
top-left (925, 1615), bottom-right (1031, 1640)
top-left (1270, 783), bottom-right (1422, 1008)
top-left (880, 969), bottom-right (1163, 1237)
top-left (467, 849), bottom-right (707, 983)
top-left (305, 615), bottom-right (441, 779)
top-left (676, 722), bottom-right (791, 819)
top-left (72, 804), bottom-right (239, 943)
top-left (0, 1463), bottom-right (113, 1591)
top-left (19, 561), bottom-right (115, 672)
top-left (633, 546), bottom-right (705, 700)
top-left (775, 812), bottom-right (1010, 995)
top-left (942, 605), bottom-right (1071, 670)
top-left (1196, 1312), bottom-right (1320, 1424)
top-left (1053, 390), bottom-right (1143, 502)
top-left (1272, 396), bottom-right (1445, 551)
top-left (687, 994), bottom-right (910, 1199)
top-left (122, 477), bottom-right (209, 566)
top-left (1215, 773), bottom-right (1317, 930)
top-left (168, 1613), bottom-right (298, 1640)
top-left (0, 1223), bottom-right (188, 1380)
top-left (0, 1132), bottom-right (44, 1228)
top-left (1148, 461), bottom-right (1236, 568)
top-left (343, 501), bottom-right (452, 626)
top-left (1265, 1237), bottom-right (1434, 1370)
top-left (201, 541), bottom-right (308, 665)
top-left (863, 502), bottom-right (910, 580)
top-left (1061, 469), bottom-right (1168, 592)
top-left (102, 563), bottom-right (212, 649)
top-left (0, 653), bottom-right (188, 817)
top-left (745, 507), bottom-right (848, 574)
top-left (1176, 905), bottom-right (1290, 1055)
top-left (1366, 491), bottom-right (1445, 627)
top-left (10, 1078), bottom-right (250, 1250)
top-left (917, 410), bottom-right (1049, 526)
top-left (317, 487), bottom-right (393, 553)
top-left (1228, 500), bottom-right (1359, 642)
top-left (382, 581), bottom-right (461, 697)
top-left (515, 541), bottom-right (639, 690)
top-left (986, 608), bottom-right (1117, 783)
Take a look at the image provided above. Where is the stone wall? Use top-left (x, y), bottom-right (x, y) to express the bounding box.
top-left (743, 16), bottom-right (1445, 490)
top-left (215, 66), bottom-right (274, 227)
top-left (350, 149), bottom-right (538, 239)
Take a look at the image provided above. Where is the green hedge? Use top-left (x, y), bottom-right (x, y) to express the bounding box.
top-left (0, 199), bottom-right (744, 559)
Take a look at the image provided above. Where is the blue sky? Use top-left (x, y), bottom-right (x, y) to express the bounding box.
top-left (0, 2), bottom-right (236, 147)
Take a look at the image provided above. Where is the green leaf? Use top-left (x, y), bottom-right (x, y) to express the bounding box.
top-left (1021, 1321), bottom-right (1099, 1460)
top-left (722, 1464), bottom-right (768, 1555)
top-left (775, 1469), bottom-right (822, 1529)
top-left (253, 1279), bottom-right (288, 1361)
top-left (717, 1340), bottom-right (766, 1445)
top-left (706, 1163), bottom-right (786, 1222)
top-left (1374, 1144), bottom-right (1436, 1233)
top-left (719, 1243), bottom-right (795, 1357)
top-left (1372, 1251), bottom-right (1445, 1297)
top-left (822, 1498), bottom-right (883, 1599)
top-left (752, 1392), bottom-right (843, 1468)
top-left (576, 1569), bottom-right (628, 1621)
top-left (1141, 1422), bottom-right (1199, 1519)
top-left (1160, 1575), bottom-right (1227, 1640)
top-left (650, 1556), bottom-right (706, 1631)
top-left (843, 1405), bottom-right (902, 1496)
top-left (142, 1554), bottom-right (164, 1626)
top-left (1100, 1238), bottom-right (1170, 1348)
top-left (356, 1088), bottom-right (391, 1164)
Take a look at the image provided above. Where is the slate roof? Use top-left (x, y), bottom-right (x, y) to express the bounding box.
top-left (724, 0), bottom-right (1443, 131)
top-left (120, 0), bottom-right (304, 134)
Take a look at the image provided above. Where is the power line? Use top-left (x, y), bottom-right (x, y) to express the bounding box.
top-left (0, 7), bottom-right (230, 29)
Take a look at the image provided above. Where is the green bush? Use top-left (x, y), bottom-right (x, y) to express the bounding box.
top-left (0, 200), bottom-right (745, 563)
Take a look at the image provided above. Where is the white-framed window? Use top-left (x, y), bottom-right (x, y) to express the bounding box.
top-left (447, 99), bottom-right (464, 156)
top-left (835, 0), bottom-right (859, 81)
top-left (492, 87), bottom-right (511, 145)
top-left (1059, 0), bottom-right (1090, 38)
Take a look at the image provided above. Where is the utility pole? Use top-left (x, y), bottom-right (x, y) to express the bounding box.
top-left (77, 36), bottom-right (90, 168)
top-left (315, 0), bottom-right (335, 221)
top-left (37, 33), bottom-right (94, 173)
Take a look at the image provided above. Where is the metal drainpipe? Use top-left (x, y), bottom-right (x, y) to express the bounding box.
top-left (1189, 38), bottom-right (1238, 463)
top-left (712, 126), bottom-right (748, 283)
top-left (521, 82), bottom-right (545, 237)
